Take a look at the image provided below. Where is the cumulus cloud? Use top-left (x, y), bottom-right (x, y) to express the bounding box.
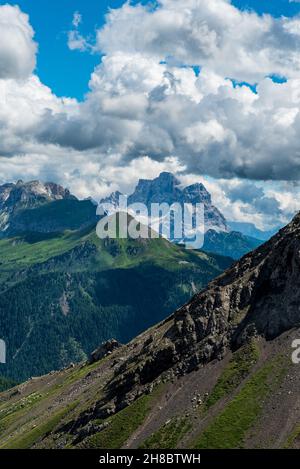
top-left (42, 0), bottom-right (300, 181)
top-left (35, 55), bottom-right (300, 181)
top-left (97, 0), bottom-right (300, 82)
top-left (0, 75), bottom-right (77, 158)
top-left (1, 1), bottom-right (300, 229)
top-left (0, 5), bottom-right (37, 79)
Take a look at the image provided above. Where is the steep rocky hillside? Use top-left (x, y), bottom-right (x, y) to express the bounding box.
top-left (0, 213), bottom-right (299, 449)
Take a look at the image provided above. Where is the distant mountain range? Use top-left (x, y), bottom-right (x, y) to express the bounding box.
top-left (102, 172), bottom-right (265, 259)
top-left (228, 221), bottom-right (281, 241)
top-left (0, 209), bottom-right (299, 449)
top-left (203, 229), bottom-right (263, 260)
top-left (0, 180), bottom-right (232, 382)
top-left (102, 171), bottom-right (227, 232)
top-left (0, 177), bottom-right (279, 382)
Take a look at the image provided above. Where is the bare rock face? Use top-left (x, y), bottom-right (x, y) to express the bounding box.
top-left (88, 339), bottom-right (122, 364)
top-left (0, 180), bottom-right (75, 234)
top-left (0, 180), bottom-right (75, 212)
top-left (166, 211), bottom-right (300, 365)
top-left (102, 172), bottom-right (228, 233)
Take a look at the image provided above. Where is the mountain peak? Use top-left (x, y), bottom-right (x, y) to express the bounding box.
top-left (183, 182), bottom-right (212, 204)
top-left (100, 190), bottom-right (124, 209)
top-left (102, 172), bottom-right (227, 233)
top-left (0, 180), bottom-right (95, 237)
top-left (133, 172), bottom-right (180, 196)
top-left (0, 180), bottom-right (76, 210)
top-left (156, 171), bottom-right (180, 185)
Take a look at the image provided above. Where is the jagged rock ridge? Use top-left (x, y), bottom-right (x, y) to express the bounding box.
top-left (59, 211), bottom-right (300, 425)
top-left (102, 172), bottom-right (228, 233)
top-left (101, 172), bottom-right (264, 258)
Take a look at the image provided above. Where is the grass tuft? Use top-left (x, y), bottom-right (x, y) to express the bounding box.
top-left (140, 417), bottom-right (192, 449)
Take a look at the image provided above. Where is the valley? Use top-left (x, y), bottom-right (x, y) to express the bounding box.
top-left (0, 205), bottom-right (299, 449)
top-left (0, 181), bottom-right (232, 382)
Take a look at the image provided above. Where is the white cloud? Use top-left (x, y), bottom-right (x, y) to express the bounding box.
top-left (54, 0), bottom-right (300, 181)
top-left (0, 5), bottom-right (37, 79)
top-left (72, 11), bottom-right (82, 28)
top-left (68, 11), bottom-right (93, 52)
top-left (97, 0), bottom-right (300, 82)
top-left (68, 30), bottom-right (91, 52)
top-left (1, 1), bottom-right (300, 229)
top-left (0, 74), bottom-right (77, 158)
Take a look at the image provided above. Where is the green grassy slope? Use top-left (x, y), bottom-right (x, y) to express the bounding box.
top-left (0, 336), bottom-right (294, 450)
top-left (0, 224), bottom-right (232, 382)
top-left (0, 223), bottom-right (230, 285)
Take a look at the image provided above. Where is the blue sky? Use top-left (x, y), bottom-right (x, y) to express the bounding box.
top-left (233, 0), bottom-right (300, 17)
top-left (1, 0), bottom-right (299, 99)
top-left (0, 0), bottom-right (122, 98)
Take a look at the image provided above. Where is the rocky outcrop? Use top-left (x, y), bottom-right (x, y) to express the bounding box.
top-left (88, 340), bottom-right (122, 364)
top-left (0, 180), bottom-right (75, 212)
top-left (101, 172), bottom-right (228, 234)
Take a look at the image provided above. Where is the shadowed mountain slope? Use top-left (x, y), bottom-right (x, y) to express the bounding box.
top-left (0, 209), bottom-right (231, 382)
top-left (0, 214), bottom-right (299, 449)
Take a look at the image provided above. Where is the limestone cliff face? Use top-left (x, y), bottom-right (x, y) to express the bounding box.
top-left (102, 172), bottom-right (228, 233)
top-left (0, 180), bottom-right (74, 211)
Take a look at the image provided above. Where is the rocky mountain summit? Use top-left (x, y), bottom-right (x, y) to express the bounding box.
top-left (102, 172), bottom-right (263, 258)
top-left (0, 180), bottom-right (97, 237)
top-left (103, 172), bottom-right (228, 233)
top-left (0, 212), bottom-right (299, 449)
top-left (0, 180), bottom-right (74, 210)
